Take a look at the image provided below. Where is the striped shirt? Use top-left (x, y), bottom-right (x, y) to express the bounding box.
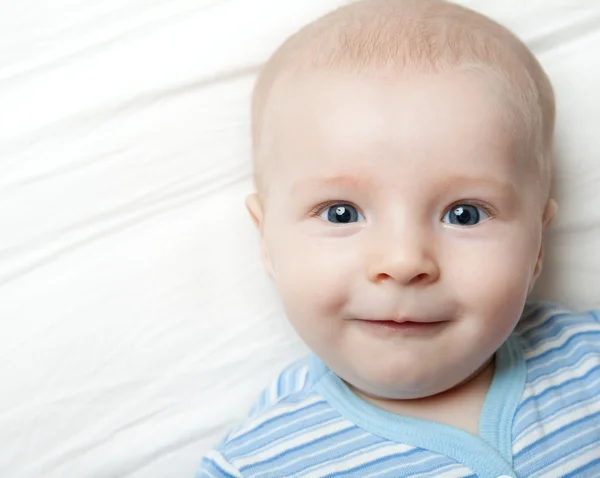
top-left (197, 303), bottom-right (600, 477)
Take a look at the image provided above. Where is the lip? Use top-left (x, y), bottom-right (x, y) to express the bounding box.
top-left (356, 318), bottom-right (448, 336)
top-left (364, 317), bottom-right (442, 325)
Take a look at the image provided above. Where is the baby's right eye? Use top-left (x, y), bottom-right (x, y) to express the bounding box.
top-left (319, 203), bottom-right (365, 224)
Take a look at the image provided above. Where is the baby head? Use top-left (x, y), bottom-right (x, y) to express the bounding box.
top-left (246, 0), bottom-right (557, 400)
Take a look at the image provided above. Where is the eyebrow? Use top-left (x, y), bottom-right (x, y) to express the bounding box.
top-left (291, 174), bottom-right (515, 195)
top-left (291, 175), bottom-right (377, 195)
top-left (439, 175), bottom-right (517, 195)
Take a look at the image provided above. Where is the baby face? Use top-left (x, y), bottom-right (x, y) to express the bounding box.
top-left (252, 69), bottom-right (550, 399)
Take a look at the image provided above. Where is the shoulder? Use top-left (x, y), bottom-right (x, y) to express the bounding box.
top-left (511, 303), bottom-right (600, 473)
top-left (225, 356), bottom-right (328, 448)
top-left (248, 356), bottom-right (314, 417)
top-left (198, 356), bottom-right (336, 476)
top-left (515, 301), bottom-right (600, 363)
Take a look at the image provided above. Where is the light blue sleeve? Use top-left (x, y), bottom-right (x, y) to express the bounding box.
top-left (196, 358), bottom-right (310, 477)
top-left (196, 450), bottom-right (241, 478)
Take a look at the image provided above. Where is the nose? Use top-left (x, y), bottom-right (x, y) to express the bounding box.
top-left (366, 228), bottom-right (440, 286)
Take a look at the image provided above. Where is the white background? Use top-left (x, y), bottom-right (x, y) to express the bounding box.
top-left (1, 1), bottom-right (599, 476)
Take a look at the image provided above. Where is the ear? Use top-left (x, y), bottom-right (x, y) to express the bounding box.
top-left (245, 193), bottom-right (275, 278)
top-left (542, 198), bottom-right (558, 229)
top-left (530, 198), bottom-right (558, 291)
top-left (245, 193), bottom-right (263, 228)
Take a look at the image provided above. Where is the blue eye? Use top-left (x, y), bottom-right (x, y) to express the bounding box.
top-left (320, 203), bottom-right (364, 224)
top-left (442, 204), bottom-right (490, 226)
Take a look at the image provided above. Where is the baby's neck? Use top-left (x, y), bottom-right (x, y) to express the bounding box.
top-left (349, 358), bottom-right (495, 436)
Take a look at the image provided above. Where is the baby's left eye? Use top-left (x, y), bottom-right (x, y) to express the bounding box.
top-left (442, 204), bottom-right (490, 226)
top-left (319, 203), bottom-right (365, 224)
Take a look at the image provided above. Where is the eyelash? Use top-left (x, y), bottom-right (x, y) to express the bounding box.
top-left (309, 200), bottom-right (360, 217)
top-left (309, 200), bottom-right (496, 219)
top-left (443, 201), bottom-right (496, 220)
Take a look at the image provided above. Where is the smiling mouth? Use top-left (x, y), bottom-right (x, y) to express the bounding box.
top-left (369, 320), bottom-right (441, 327)
top-left (357, 318), bottom-right (448, 334)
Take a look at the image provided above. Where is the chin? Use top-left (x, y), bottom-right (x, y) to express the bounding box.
top-left (351, 370), bottom-right (446, 400)
top-left (375, 364), bottom-right (440, 389)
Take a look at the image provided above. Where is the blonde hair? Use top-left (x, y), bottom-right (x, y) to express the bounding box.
top-left (252, 0), bottom-right (555, 196)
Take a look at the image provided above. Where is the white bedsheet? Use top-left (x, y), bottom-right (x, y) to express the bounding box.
top-left (1, 1), bottom-right (599, 476)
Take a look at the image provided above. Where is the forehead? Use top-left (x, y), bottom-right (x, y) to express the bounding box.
top-left (262, 70), bottom-right (520, 188)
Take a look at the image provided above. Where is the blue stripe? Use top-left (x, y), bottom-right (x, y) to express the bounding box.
top-left (517, 363), bottom-right (600, 411)
top-left (322, 448), bottom-right (434, 478)
top-left (196, 456), bottom-right (238, 478)
top-left (295, 445), bottom-right (421, 478)
top-left (518, 306), bottom-right (572, 337)
top-left (520, 311), bottom-right (576, 343)
top-left (515, 426), bottom-right (600, 477)
top-left (514, 409), bottom-right (600, 460)
top-left (525, 339), bottom-right (598, 383)
top-left (514, 377), bottom-right (600, 437)
top-left (562, 455), bottom-right (600, 478)
top-left (525, 330), bottom-right (600, 367)
top-left (230, 410), bottom-right (344, 456)
top-left (239, 425), bottom-right (358, 471)
top-left (255, 434), bottom-right (385, 477)
top-left (368, 455), bottom-right (462, 478)
top-left (228, 397), bottom-right (325, 446)
top-left (250, 360), bottom-right (310, 416)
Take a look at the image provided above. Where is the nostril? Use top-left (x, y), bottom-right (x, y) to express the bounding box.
top-left (367, 253), bottom-right (440, 285)
top-left (374, 271), bottom-right (433, 285)
top-left (410, 273), bottom-right (431, 285)
top-left (373, 272), bottom-right (391, 283)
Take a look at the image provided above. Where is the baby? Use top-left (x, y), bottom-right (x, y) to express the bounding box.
top-left (198, 0), bottom-right (600, 476)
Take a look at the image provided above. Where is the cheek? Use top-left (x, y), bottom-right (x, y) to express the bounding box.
top-left (444, 227), bottom-right (539, 313)
top-left (266, 230), bottom-right (357, 322)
